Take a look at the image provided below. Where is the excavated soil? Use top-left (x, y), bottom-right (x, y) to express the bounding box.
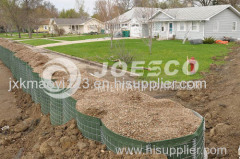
top-left (76, 90), bottom-right (201, 142)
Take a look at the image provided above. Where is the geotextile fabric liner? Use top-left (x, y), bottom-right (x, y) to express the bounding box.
top-left (0, 45), bottom-right (205, 159)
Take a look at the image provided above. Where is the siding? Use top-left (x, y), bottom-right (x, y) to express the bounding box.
top-left (153, 12), bottom-right (173, 21)
top-left (152, 21), bottom-right (204, 40)
top-left (83, 19), bottom-right (104, 33)
top-left (175, 21), bottom-right (205, 40)
top-left (204, 8), bottom-right (240, 39)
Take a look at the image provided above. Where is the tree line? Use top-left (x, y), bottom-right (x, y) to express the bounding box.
top-left (0, 0), bottom-right (58, 38)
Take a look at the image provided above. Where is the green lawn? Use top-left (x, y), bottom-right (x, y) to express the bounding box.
top-left (46, 39), bottom-right (231, 81)
top-left (50, 34), bottom-right (109, 41)
top-left (0, 33), bottom-right (47, 40)
top-left (0, 33), bottom-right (79, 40)
top-left (20, 39), bottom-right (59, 46)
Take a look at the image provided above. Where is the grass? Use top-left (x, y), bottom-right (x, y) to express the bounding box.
top-left (0, 33), bottom-right (47, 40)
top-left (50, 34), bottom-right (109, 41)
top-left (0, 32), bottom-right (79, 40)
top-left (46, 39), bottom-right (231, 81)
top-left (20, 39), bottom-right (59, 46)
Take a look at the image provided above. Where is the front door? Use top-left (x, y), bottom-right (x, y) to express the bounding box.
top-left (168, 22), bottom-right (173, 39)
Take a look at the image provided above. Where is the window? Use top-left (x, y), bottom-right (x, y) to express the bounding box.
top-left (44, 25), bottom-right (48, 30)
top-left (213, 21), bottom-right (219, 32)
top-left (179, 22), bottom-right (185, 31)
top-left (132, 24), bottom-right (139, 27)
top-left (191, 22), bottom-right (198, 31)
top-left (154, 22), bottom-right (161, 31)
top-left (233, 22), bottom-right (237, 31)
top-left (162, 26), bottom-right (165, 32)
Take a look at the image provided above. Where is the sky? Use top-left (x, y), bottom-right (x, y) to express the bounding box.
top-left (48, 0), bottom-right (97, 15)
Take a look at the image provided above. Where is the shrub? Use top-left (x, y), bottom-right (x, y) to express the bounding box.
top-left (117, 51), bottom-right (134, 64)
top-left (203, 37), bottom-right (216, 44)
top-left (58, 29), bottom-right (65, 36)
top-left (53, 24), bottom-right (65, 36)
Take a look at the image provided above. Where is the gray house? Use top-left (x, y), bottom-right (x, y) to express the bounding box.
top-left (150, 5), bottom-right (240, 40)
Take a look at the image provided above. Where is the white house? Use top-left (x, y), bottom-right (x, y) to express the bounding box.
top-left (107, 5), bottom-right (240, 40)
top-left (49, 18), bottom-right (104, 34)
top-left (106, 7), bottom-right (159, 38)
top-left (150, 5), bottom-right (240, 40)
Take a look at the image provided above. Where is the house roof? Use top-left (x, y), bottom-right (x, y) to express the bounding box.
top-left (53, 18), bottom-right (90, 25)
top-left (108, 7), bottom-right (159, 23)
top-left (151, 5), bottom-right (240, 21)
top-left (39, 19), bottom-right (50, 25)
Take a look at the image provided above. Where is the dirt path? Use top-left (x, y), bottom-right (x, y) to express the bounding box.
top-left (0, 61), bottom-right (21, 123)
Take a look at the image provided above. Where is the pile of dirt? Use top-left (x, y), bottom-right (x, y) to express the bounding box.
top-left (0, 39), bottom-right (26, 53)
top-left (76, 90), bottom-right (201, 142)
top-left (0, 38), bottom-right (50, 74)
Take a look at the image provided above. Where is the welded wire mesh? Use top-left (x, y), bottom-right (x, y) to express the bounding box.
top-left (76, 112), bottom-right (102, 142)
top-left (50, 93), bottom-right (63, 126)
top-left (63, 97), bottom-right (77, 124)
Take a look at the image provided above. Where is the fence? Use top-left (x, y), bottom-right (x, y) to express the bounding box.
top-left (0, 45), bottom-right (205, 159)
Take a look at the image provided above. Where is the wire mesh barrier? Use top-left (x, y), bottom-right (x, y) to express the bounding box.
top-left (0, 45), bottom-right (205, 159)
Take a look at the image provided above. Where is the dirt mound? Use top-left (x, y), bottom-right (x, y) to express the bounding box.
top-left (76, 90), bottom-right (201, 142)
top-left (0, 38), bottom-right (50, 74)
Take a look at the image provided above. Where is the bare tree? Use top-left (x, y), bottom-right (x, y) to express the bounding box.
top-left (0, 0), bottom-right (23, 38)
top-left (135, 3), bottom-right (158, 55)
top-left (21, 0), bottom-right (43, 38)
top-left (115, 0), bottom-right (133, 13)
top-left (196, 0), bottom-right (213, 6)
top-left (0, 10), bottom-right (13, 36)
top-left (95, 0), bottom-right (121, 49)
top-left (75, 0), bottom-right (90, 20)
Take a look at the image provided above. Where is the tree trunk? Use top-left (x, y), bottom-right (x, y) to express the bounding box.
top-left (28, 26), bottom-right (32, 38)
top-left (149, 23), bottom-right (153, 55)
top-left (111, 30), bottom-right (114, 49)
top-left (111, 35), bottom-right (113, 49)
top-left (10, 27), bottom-right (13, 37)
top-left (17, 26), bottom-right (21, 38)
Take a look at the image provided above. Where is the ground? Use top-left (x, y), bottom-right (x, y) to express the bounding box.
top-left (47, 39), bottom-right (231, 81)
top-left (0, 61), bottom-right (21, 122)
